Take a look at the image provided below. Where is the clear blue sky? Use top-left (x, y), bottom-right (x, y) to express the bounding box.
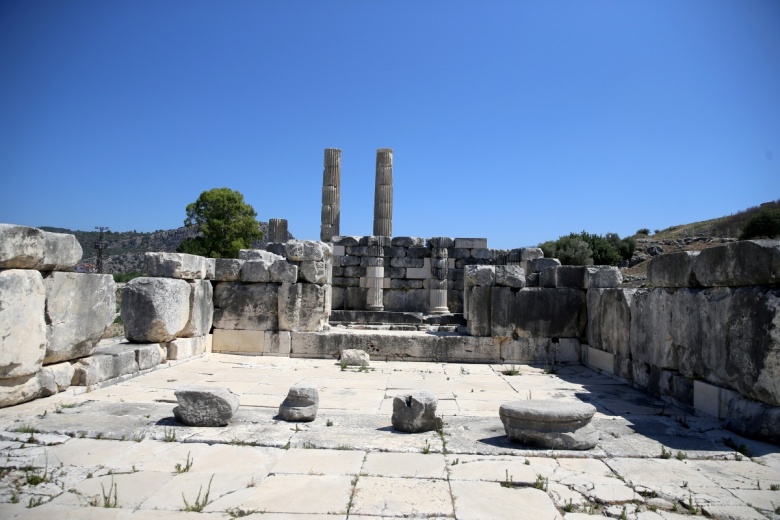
top-left (1, 1), bottom-right (778, 249)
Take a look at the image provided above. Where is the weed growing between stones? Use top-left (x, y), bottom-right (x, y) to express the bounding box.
top-left (686, 492), bottom-right (699, 515)
top-left (175, 452), bottom-right (194, 473)
top-left (533, 474), bottom-right (548, 491)
top-left (723, 437), bottom-right (752, 457)
top-left (676, 451), bottom-right (687, 461)
top-left (101, 477), bottom-right (118, 508)
top-left (564, 498), bottom-right (574, 512)
top-left (339, 359), bottom-right (348, 371)
top-left (524, 459), bottom-right (530, 465)
top-left (675, 416), bottom-right (690, 429)
top-left (164, 428), bottom-right (176, 442)
top-left (619, 506), bottom-right (628, 520)
top-left (13, 424), bottom-right (39, 435)
top-left (422, 440), bottom-right (430, 454)
top-left (501, 365), bottom-right (519, 376)
top-left (451, 458), bottom-right (459, 466)
top-left (500, 469), bottom-right (514, 488)
top-left (27, 496), bottom-right (44, 508)
top-left (54, 402), bottom-right (78, 414)
top-left (182, 474), bottom-right (213, 512)
top-left (660, 446), bottom-right (672, 459)
top-left (770, 484), bottom-right (779, 491)
top-left (326, 419), bottom-right (333, 427)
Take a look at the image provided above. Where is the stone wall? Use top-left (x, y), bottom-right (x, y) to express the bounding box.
top-left (210, 240), bottom-right (332, 355)
top-left (0, 224), bottom-right (115, 407)
top-left (583, 240), bottom-right (780, 443)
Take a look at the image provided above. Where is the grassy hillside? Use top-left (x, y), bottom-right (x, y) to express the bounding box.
top-left (647, 200), bottom-right (780, 240)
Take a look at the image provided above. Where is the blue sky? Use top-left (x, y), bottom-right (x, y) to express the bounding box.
top-left (1, 1), bottom-right (778, 249)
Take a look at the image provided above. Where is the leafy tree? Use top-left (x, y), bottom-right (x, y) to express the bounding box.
top-left (539, 231), bottom-right (634, 266)
top-left (740, 208), bottom-right (780, 240)
top-left (176, 188), bottom-right (262, 258)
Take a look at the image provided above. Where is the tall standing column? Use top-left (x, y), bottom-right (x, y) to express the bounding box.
top-left (428, 237), bottom-right (450, 314)
top-left (268, 219), bottom-right (288, 243)
top-left (321, 148), bottom-right (341, 242)
top-left (373, 148), bottom-right (393, 237)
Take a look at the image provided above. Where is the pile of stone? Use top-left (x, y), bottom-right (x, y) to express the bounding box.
top-left (0, 224), bottom-right (115, 407)
top-left (209, 240), bottom-right (332, 355)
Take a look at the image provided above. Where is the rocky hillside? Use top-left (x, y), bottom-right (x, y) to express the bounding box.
top-left (41, 221), bottom-right (292, 274)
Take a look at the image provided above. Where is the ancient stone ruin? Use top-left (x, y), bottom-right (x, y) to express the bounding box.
top-left (1, 149), bottom-right (779, 449)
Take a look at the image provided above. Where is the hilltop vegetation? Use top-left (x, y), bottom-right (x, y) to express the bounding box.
top-left (646, 200), bottom-right (780, 240)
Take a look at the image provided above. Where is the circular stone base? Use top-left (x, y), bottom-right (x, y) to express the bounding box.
top-left (499, 400), bottom-right (598, 450)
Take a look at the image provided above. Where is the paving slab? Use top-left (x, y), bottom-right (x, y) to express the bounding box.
top-left (350, 475), bottom-right (454, 517)
top-left (269, 447), bottom-right (365, 476)
top-left (361, 451), bottom-right (447, 478)
top-left (450, 480), bottom-right (562, 520)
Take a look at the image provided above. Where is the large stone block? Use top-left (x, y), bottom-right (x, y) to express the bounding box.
top-left (465, 286), bottom-right (492, 337)
top-left (145, 252), bottom-right (207, 280)
top-left (383, 288), bottom-right (428, 312)
top-left (630, 286), bottom-right (780, 407)
top-left (391, 236), bottom-right (424, 247)
top-left (0, 370), bottom-right (67, 408)
top-left (0, 224), bottom-right (45, 269)
top-left (725, 395), bottom-right (780, 444)
top-left (300, 260), bottom-right (328, 284)
top-left (278, 283), bottom-right (328, 332)
top-left (44, 272), bottom-right (116, 364)
top-left (541, 266), bottom-right (586, 289)
top-left (121, 277), bottom-right (191, 342)
top-left (586, 288), bottom-right (636, 357)
top-left (499, 400), bottom-right (598, 450)
top-left (167, 336), bottom-right (209, 360)
top-left (213, 282), bottom-right (278, 330)
top-left (529, 257), bottom-right (560, 273)
top-left (647, 251), bottom-right (700, 288)
top-left (270, 259), bottom-right (298, 283)
top-left (71, 347), bottom-right (139, 386)
top-left (285, 240), bottom-right (325, 262)
top-left (692, 240), bottom-right (780, 287)
top-left (41, 231), bottom-right (82, 270)
top-left (174, 386), bottom-right (239, 427)
top-left (464, 265), bottom-right (496, 287)
top-left (491, 287), bottom-right (587, 339)
top-left (584, 266), bottom-right (622, 288)
top-left (454, 238), bottom-right (487, 249)
top-left (392, 391), bottom-right (440, 433)
top-left (213, 258), bottom-right (244, 281)
top-left (495, 266), bottom-right (526, 288)
top-left (278, 384), bottom-right (318, 422)
top-left (0, 270), bottom-right (46, 378)
top-left (239, 249), bottom-right (285, 262)
top-left (181, 280), bottom-right (213, 337)
top-left (241, 260), bottom-right (272, 282)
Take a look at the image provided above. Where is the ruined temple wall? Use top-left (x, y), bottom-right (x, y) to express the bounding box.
top-left (583, 240), bottom-right (780, 442)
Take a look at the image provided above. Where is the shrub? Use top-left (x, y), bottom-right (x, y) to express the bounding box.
top-left (740, 208), bottom-right (780, 239)
top-left (113, 272), bottom-right (143, 283)
top-left (636, 228), bottom-right (650, 235)
top-left (539, 231), bottom-right (634, 266)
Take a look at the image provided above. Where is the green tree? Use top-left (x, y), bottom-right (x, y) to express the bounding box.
top-left (176, 188), bottom-right (263, 258)
top-left (539, 231), bottom-right (634, 266)
top-left (740, 208), bottom-right (780, 240)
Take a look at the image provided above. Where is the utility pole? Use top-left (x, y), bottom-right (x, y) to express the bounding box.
top-left (94, 226), bottom-right (109, 274)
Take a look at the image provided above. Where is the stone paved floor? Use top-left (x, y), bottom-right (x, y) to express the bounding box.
top-left (0, 353), bottom-right (779, 519)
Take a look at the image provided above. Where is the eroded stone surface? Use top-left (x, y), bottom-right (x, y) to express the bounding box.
top-left (278, 383), bottom-right (319, 422)
top-left (121, 277), bottom-right (191, 342)
top-left (0, 269), bottom-right (46, 379)
top-left (392, 390), bottom-right (440, 433)
top-left (340, 349), bottom-right (369, 367)
top-left (499, 399), bottom-right (598, 450)
top-left (173, 385), bottom-right (240, 426)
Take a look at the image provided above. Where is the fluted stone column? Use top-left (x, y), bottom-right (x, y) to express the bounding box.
top-left (321, 148), bottom-right (341, 242)
top-left (373, 148), bottom-right (393, 237)
top-left (268, 219), bottom-right (288, 243)
top-left (366, 257), bottom-right (385, 311)
top-left (428, 237), bottom-right (450, 314)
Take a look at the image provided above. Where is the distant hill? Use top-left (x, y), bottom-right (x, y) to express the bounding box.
top-left (649, 200), bottom-right (780, 240)
top-left (40, 221), bottom-right (292, 274)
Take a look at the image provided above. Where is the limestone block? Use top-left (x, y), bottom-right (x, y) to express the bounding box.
top-left (499, 400), bottom-right (598, 450)
top-left (214, 258), bottom-right (244, 281)
top-left (265, 242), bottom-right (287, 257)
top-left (300, 260), bottom-right (328, 284)
top-left (332, 236), bottom-right (360, 247)
top-left (630, 286), bottom-right (780, 406)
top-left (692, 239), bottom-right (780, 287)
top-left (0, 270), bottom-right (46, 378)
top-left (471, 248), bottom-right (494, 260)
top-left (499, 337), bottom-right (580, 364)
top-left (145, 252), bottom-right (207, 280)
top-left (465, 286), bottom-right (492, 337)
top-left (278, 283), bottom-right (328, 332)
top-left (270, 259), bottom-right (298, 283)
top-left (506, 247), bottom-right (544, 262)
top-left (122, 277), bottom-right (191, 342)
top-left (133, 344), bottom-right (163, 370)
top-left (491, 287), bottom-right (587, 339)
top-left (725, 395), bottom-right (780, 444)
top-left (391, 279), bottom-right (423, 289)
top-left (495, 266), bottom-right (526, 288)
top-left (265, 331), bottom-right (291, 356)
top-left (585, 266), bottom-right (622, 288)
top-left (213, 282), bottom-right (278, 330)
top-left (454, 238), bottom-right (487, 249)
top-left (205, 258), bottom-right (215, 279)
top-left (71, 348), bottom-right (139, 386)
top-left (212, 328), bottom-right (264, 353)
top-left (584, 346), bottom-right (615, 375)
top-left (44, 272), bottom-right (116, 364)
top-left (392, 391), bottom-right (440, 433)
top-left (340, 349), bottom-right (369, 366)
top-left (360, 235), bottom-right (392, 247)
top-left (0, 372), bottom-right (49, 408)
top-left (529, 258), bottom-right (560, 273)
top-left (339, 255), bottom-right (361, 267)
top-left (383, 288), bottom-right (428, 313)
top-left (41, 231), bottom-right (82, 270)
top-left (174, 386), bottom-right (239, 426)
top-left (406, 246), bottom-right (428, 258)
top-left (181, 280), bottom-right (213, 338)
top-left (647, 251), bottom-right (700, 288)
top-left (464, 265), bottom-right (496, 287)
top-left (167, 336), bottom-right (208, 360)
top-left (541, 266), bottom-right (586, 289)
top-left (426, 237), bottom-right (454, 248)
top-left (278, 383), bottom-right (318, 422)
top-left (0, 223), bottom-right (45, 269)
top-left (241, 259), bottom-right (273, 283)
top-left (406, 267), bottom-right (429, 279)
top-left (391, 236), bottom-right (424, 247)
top-left (586, 288), bottom-right (636, 357)
top-left (331, 245), bottom-right (345, 257)
top-left (239, 249), bottom-right (285, 262)
top-left (285, 240), bottom-right (325, 262)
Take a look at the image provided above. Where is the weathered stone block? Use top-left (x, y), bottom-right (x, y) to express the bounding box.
top-left (587, 288), bottom-right (636, 357)
top-left (213, 282), bottom-right (278, 330)
top-left (465, 286), bottom-right (492, 337)
top-left (391, 236), bottom-right (424, 247)
top-left (44, 272), bottom-right (116, 364)
top-left (471, 248), bottom-right (494, 260)
top-left (0, 270), bottom-right (46, 379)
top-left (167, 336), bottom-right (208, 360)
top-left (239, 249), bottom-right (284, 262)
top-left (427, 237), bottom-right (454, 248)
top-left (465, 265), bottom-right (496, 287)
top-left (278, 384), bottom-right (318, 422)
top-left (181, 280), bottom-right (213, 338)
top-left (265, 331), bottom-right (291, 356)
top-left (692, 239), bottom-right (780, 287)
top-left (500, 337), bottom-right (580, 364)
top-left (122, 277), bottom-right (190, 342)
top-left (241, 260), bottom-right (272, 282)
top-left (174, 386), bottom-right (239, 426)
top-left (145, 252), bottom-right (207, 280)
top-left (0, 371), bottom-right (53, 408)
top-left (338, 255), bottom-right (359, 267)
top-left (390, 279), bottom-right (423, 289)
top-left (585, 266), bottom-right (622, 288)
top-left (133, 344), bottom-right (163, 370)
top-left (647, 251), bottom-right (700, 288)
top-left (332, 236), bottom-right (360, 247)
top-left (41, 231), bottom-right (82, 270)
top-left (491, 287), bottom-right (586, 339)
top-left (383, 289), bottom-right (428, 313)
top-left (529, 257), bottom-right (561, 273)
top-left (340, 349), bottom-right (369, 366)
top-left (205, 258), bottom-right (215, 279)
top-left (285, 240), bottom-right (325, 262)
top-left (541, 266), bottom-right (586, 289)
top-left (0, 224), bottom-right (45, 269)
top-left (454, 238), bottom-right (487, 249)
top-left (214, 258), bottom-right (244, 281)
top-left (278, 283), bottom-right (327, 332)
top-left (71, 347), bottom-right (139, 386)
top-left (300, 260), bottom-right (328, 284)
top-left (725, 395), bottom-right (780, 444)
top-left (270, 259), bottom-right (298, 283)
top-left (499, 400), bottom-right (598, 450)
top-left (406, 247), bottom-right (429, 258)
top-left (495, 266), bottom-right (526, 288)
top-left (392, 391), bottom-right (440, 433)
